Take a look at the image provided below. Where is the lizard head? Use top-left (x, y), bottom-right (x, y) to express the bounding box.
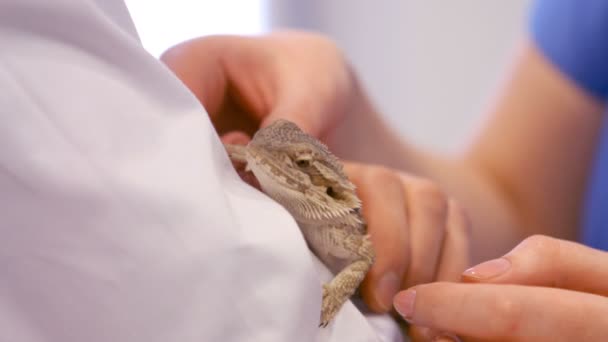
top-left (245, 119), bottom-right (361, 222)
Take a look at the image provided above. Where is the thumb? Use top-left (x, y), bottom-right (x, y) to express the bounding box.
top-left (220, 131), bottom-right (251, 145)
top-left (160, 37), bottom-right (229, 119)
top-left (461, 235), bottom-right (608, 296)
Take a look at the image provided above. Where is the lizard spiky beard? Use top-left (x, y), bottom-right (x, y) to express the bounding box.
top-left (225, 119), bottom-right (375, 327)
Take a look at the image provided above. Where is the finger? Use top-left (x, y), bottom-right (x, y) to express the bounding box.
top-left (408, 326), bottom-right (434, 342)
top-left (461, 235), bottom-right (608, 296)
top-left (394, 282), bottom-right (608, 341)
top-left (221, 131), bottom-right (251, 145)
top-left (160, 36), bottom-right (229, 118)
top-left (220, 132), bottom-right (260, 188)
top-left (399, 174), bottom-right (448, 287)
top-left (161, 36), bottom-right (269, 136)
top-left (434, 337), bottom-right (461, 342)
top-left (408, 326), bottom-right (462, 342)
top-left (435, 200), bottom-right (472, 281)
top-left (344, 163), bottom-right (410, 313)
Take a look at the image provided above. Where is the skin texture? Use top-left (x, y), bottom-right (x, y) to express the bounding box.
top-left (394, 235), bottom-right (608, 341)
top-left (160, 30), bottom-right (606, 340)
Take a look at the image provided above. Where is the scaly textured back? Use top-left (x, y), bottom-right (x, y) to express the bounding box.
top-left (224, 119), bottom-right (375, 327)
top-left (249, 119), bottom-right (348, 180)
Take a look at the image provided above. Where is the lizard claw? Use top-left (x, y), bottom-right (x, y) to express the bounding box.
top-left (319, 283), bottom-right (339, 328)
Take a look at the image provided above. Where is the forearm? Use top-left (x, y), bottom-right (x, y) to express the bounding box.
top-left (326, 103), bottom-right (520, 262)
top-left (330, 40), bottom-right (605, 263)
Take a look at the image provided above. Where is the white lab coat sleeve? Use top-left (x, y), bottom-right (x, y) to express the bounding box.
top-left (0, 1), bottom-right (405, 341)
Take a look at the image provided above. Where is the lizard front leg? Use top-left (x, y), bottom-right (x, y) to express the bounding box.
top-left (319, 229), bottom-right (375, 327)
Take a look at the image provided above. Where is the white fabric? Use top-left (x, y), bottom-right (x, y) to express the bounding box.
top-left (0, 1), bottom-right (405, 341)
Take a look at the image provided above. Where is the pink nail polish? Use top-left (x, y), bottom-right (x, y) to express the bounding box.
top-left (393, 289), bottom-right (416, 321)
top-left (462, 258), bottom-right (511, 280)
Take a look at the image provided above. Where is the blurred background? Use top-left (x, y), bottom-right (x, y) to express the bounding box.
top-left (125, 0), bottom-right (533, 153)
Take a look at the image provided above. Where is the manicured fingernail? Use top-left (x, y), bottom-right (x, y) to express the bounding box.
top-left (393, 289), bottom-right (416, 321)
top-left (462, 258), bottom-right (511, 280)
top-left (376, 272), bottom-right (400, 311)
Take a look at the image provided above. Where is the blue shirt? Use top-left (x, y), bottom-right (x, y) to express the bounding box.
top-left (531, 0), bottom-right (608, 250)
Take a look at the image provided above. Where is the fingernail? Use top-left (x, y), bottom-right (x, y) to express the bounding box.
top-left (376, 272), bottom-right (400, 311)
top-left (462, 258), bottom-right (511, 280)
top-left (433, 334), bottom-right (461, 342)
top-left (393, 289), bottom-right (416, 321)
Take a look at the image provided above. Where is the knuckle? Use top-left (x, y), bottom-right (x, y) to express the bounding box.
top-left (342, 162), bottom-right (362, 181)
top-left (408, 326), bottom-right (436, 342)
top-left (445, 200), bottom-right (473, 268)
top-left (405, 265), bottom-right (436, 286)
top-left (523, 234), bottom-right (554, 246)
top-left (490, 295), bottom-right (523, 334)
top-left (301, 31), bottom-right (338, 47)
top-left (365, 165), bottom-right (402, 187)
top-left (362, 166), bottom-right (409, 208)
top-left (513, 235), bottom-right (561, 285)
top-left (447, 199), bottom-right (472, 236)
top-left (409, 179), bottom-right (448, 217)
top-left (518, 234), bottom-right (560, 258)
top-left (312, 36), bottom-right (343, 58)
top-left (288, 31), bottom-right (344, 59)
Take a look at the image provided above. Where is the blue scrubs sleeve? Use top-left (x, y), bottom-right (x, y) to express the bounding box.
top-left (531, 0), bottom-right (608, 99)
top-left (531, 0), bottom-right (608, 250)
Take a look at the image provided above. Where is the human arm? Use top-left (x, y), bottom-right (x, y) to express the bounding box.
top-left (377, 39), bottom-right (605, 263)
top-left (160, 0), bottom-right (607, 311)
top-left (161, 29), bottom-right (605, 265)
top-left (333, 0), bottom-right (608, 263)
top-left (159, 28), bottom-right (602, 297)
top-left (161, 32), bottom-right (473, 314)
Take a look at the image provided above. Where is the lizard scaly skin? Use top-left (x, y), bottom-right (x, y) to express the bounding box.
top-left (225, 119), bottom-right (376, 327)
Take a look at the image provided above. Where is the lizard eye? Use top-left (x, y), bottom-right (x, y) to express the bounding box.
top-left (326, 186), bottom-right (338, 198)
top-left (295, 158), bottom-right (311, 168)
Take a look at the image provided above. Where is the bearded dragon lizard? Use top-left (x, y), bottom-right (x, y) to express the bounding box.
top-left (224, 119), bottom-right (375, 327)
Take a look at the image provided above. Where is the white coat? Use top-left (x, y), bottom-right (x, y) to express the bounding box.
top-left (0, 1), bottom-right (404, 341)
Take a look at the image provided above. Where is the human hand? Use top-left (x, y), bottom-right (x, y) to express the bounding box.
top-left (393, 235), bottom-right (608, 341)
top-left (227, 145), bottom-right (472, 316)
top-left (343, 162), bottom-right (471, 314)
top-left (160, 30), bottom-right (363, 143)
top-left (162, 31), bottom-right (475, 326)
